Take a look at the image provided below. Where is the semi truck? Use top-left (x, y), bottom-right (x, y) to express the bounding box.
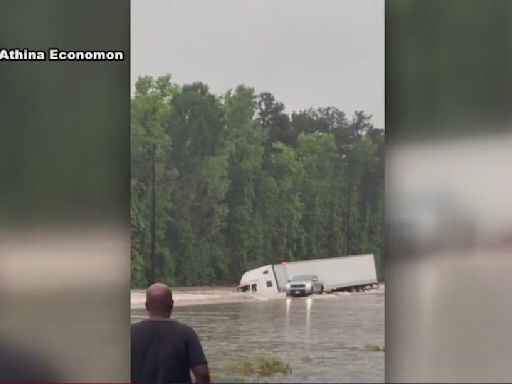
top-left (237, 254), bottom-right (378, 294)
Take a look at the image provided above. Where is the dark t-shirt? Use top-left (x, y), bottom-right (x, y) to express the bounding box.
top-left (131, 319), bottom-right (207, 384)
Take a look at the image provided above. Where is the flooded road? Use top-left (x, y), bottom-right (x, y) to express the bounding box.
top-left (131, 294), bottom-right (384, 383)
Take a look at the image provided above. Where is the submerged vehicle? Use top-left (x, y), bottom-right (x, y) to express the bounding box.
top-left (285, 274), bottom-right (324, 296)
top-left (237, 254), bottom-right (378, 294)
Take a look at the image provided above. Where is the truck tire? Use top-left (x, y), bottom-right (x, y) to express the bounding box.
top-left (320, 285), bottom-right (324, 294)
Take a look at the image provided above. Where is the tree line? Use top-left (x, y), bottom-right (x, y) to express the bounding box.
top-left (131, 75), bottom-right (384, 287)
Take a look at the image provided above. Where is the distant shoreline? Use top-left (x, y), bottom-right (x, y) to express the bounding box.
top-left (131, 284), bottom-right (384, 309)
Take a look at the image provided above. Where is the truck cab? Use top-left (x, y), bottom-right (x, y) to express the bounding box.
top-left (237, 265), bottom-right (279, 293)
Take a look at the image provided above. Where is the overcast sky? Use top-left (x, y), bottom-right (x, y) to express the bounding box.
top-left (132, 0), bottom-right (384, 128)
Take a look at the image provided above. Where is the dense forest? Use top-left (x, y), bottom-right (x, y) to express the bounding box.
top-left (131, 75), bottom-right (384, 287)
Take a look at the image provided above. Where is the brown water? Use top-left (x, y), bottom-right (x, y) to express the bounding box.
top-left (131, 294), bottom-right (384, 383)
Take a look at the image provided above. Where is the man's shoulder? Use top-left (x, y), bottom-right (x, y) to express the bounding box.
top-left (131, 319), bottom-right (148, 330)
top-left (170, 320), bottom-right (197, 335)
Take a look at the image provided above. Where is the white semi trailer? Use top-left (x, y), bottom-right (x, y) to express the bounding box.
top-left (237, 254), bottom-right (378, 294)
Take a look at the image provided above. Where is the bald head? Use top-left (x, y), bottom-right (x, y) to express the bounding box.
top-left (145, 283), bottom-right (174, 318)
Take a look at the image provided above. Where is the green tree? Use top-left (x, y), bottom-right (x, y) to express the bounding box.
top-left (223, 85), bottom-right (266, 277)
top-left (166, 83), bottom-right (229, 285)
top-left (131, 76), bottom-right (385, 286)
top-left (256, 92), bottom-right (297, 147)
top-left (296, 132), bottom-right (339, 260)
top-left (269, 142), bottom-right (304, 262)
top-left (131, 75), bottom-right (178, 287)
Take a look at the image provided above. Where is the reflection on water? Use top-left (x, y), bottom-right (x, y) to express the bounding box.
top-left (305, 297), bottom-right (312, 341)
top-left (131, 295), bottom-right (384, 383)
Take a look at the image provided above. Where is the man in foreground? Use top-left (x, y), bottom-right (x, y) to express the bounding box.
top-left (131, 283), bottom-right (210, 384)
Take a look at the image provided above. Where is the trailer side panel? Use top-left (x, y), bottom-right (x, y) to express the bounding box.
top-left (282, 254), bottom-right (377, 291)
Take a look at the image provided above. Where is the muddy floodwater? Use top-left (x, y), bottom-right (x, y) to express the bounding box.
top-left (131, 294), bottom-right (384, 383)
